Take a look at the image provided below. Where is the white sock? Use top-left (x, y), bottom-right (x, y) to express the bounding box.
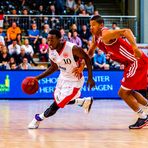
top-left (39, 113), bottom-right (45, 120)
top-left (137, 108), bottom-right (147, 119)
top-left (75, 98), bottom-right (85, 106)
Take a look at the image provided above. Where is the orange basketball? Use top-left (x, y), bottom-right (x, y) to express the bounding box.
top-left (21, 77), bottom-right (39, 95)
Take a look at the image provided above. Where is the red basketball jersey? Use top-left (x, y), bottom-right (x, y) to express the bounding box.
top-left (95, 28), bottom-right (148, 90)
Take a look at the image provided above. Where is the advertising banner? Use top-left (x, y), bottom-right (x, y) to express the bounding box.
top-left (0, 70), bottom-right (123, 99)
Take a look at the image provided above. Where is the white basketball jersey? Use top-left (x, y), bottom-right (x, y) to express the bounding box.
top-left (49, 41), bottom-right (82, 81)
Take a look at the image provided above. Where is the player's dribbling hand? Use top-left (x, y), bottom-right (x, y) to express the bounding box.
top-left (87, 78), bottom-right (95, 90)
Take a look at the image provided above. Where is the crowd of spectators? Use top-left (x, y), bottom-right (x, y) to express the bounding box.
top-left (0, 0), bottom-right (123, 71)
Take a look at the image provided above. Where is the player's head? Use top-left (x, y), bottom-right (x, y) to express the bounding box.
top-left (90, 15), bottom-right (104, 35)
top-left (48, 29), bottom-right (61, 50)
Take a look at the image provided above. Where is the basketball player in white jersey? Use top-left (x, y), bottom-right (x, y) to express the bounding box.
top-left (28, 29), bottom-right (95, 129)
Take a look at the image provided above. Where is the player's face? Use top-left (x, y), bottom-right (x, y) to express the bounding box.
top-left (90, 20), bottom-right (103, 35)
top-left (47, 34), bottom-right (59, 50)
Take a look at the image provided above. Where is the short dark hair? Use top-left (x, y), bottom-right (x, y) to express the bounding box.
top-left (49, 29), bottom-right (61, 39)
top-left (90, 15), bottom-right (104, 24)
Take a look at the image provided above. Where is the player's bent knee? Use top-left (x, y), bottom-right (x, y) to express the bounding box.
top-left (118, 88), bottom-right (131, 99)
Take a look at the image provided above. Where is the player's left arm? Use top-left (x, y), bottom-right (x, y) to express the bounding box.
top-left (102, 29), bottom-right (142, 58)
top-left (72, 45), bottom-right (95, 89)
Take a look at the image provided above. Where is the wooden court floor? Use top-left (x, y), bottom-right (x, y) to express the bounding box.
top-left (0, 100), bottom-right (148, 148)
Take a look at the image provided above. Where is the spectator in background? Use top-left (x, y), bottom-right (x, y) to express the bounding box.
top-left (55, 0), bottom-right (65, 15)
top-left (17, 46), bottom-right (37, 66)
top-left (8, 39), bottom-right (20, 58)
top-left (40, 24), bottom-right (50, 39)
top-left (111, 22), bottom-right (120, 30)
top-left (10, 63), bottom-right (18, 70)
top-left (39, 38), bottom-right (49, 62)
top-left (8, 56), bottom-right (18, 69)
top-left (7, 22), bottom-right (21, 45)
top-left (74, 0), bottom-right (85, 15)
top-left (47, 4), bottom-right (59, 29)
top-left (79, 24), bottom-right (91, 50)
top-left (79, 9), bottom-right (89, 16)
top-left (19, 57), bottom-right (32, 70)
top-left (94, 10), bottom-right (100, 15)
top-left (85, 1), bottom-right (94, 15)
top-left (21, 38), bottom-right (34, 57)
top-left (0, 27), bottom-right (6, 38)
top-left (36, 5), bottom-right (46, 15)
top-left (67, 31), bottom-right (72, 42)
top-left (20, 8), bottom-right (29, 36)
top-left (93, 49), bottom-right (108, 70)
top-left (70, 30), bottom-right (82, 47)
top-left (0, 46), bottom-right (10, 70)
top-left (0, 36), bottom-right (5, 45)
top-left (28, 23), bottom-right (40, 54)
top-left (69, 23), bottom-right (78, 34)
top-left (66, 0), bottom-right (76, 15)
top-left (0, 45), bottom-right (10, 64)
top-left (60, 28), bottom-right (68, 41)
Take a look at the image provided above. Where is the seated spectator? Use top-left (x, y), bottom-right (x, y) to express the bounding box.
top-left (79, 24), bottom-right (91, 49)
top-left (69, 23), bottom-right (78, 35)
top-left (47, 4), bottom-right (60, 29)
top-left (70, 30), bottom-right (82, 47)
top-left (55, 0), bottom-right (65, 15)
top-left (7, 22), bottom-right (21, 45)
top-left (8, 39), bottom-right (21, 58)
top-left (0, 61), bottom-right (10, 70)
top-left (40, 24), bottom-right (50, 39)
top-left (20, 8), bottom-right (30, 36)
top-left (106, 53), bottom-right (124, 70)
top-left (0, 27), bottom-right (6, 38)
top-left (60, 28), bottom-right (68, 41)
top-left (8, 56), bottom-right (17, 69)
top-left (74, 0), bottom-right (85, 15)
top-left (19, 57), bottom-right (32, 70)
top-left (79, 9), bottom-right (89, 16)
top-left (67, 32), bottom-right (72, 42)
top-left (36, 5), bottom-right (46, 15)
top-left (66, 0), bottom-right (76, 15)
top-left (0, 45), bottom-right (10, 64)
top-left (111, 22), bottom-right (120, 30)
top-left (0, 36), bottom-right (5, 45)
top-left (10, 63), bottom-right (19, 70)
top-left (93, 49), bottom-right (109, 70)
top-left (84, 1), bottom-right (94, 15)
top-left (39, 38), bottom-right (49, 62)
top-left (21, 38), bottom-right (34, 57)
top-left (94, 10), bottom-right (100, 15)
top-left (17, 46), bottom-right (37, 66)
top-left (28, 23), bottom-right (40, 54)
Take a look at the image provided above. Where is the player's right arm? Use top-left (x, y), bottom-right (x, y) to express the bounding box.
top-left (87, 35), bottom-right (97, 58)
top-left (35, 60), bottom-right (58, 80)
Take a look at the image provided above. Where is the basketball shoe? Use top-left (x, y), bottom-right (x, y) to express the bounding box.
top-left (28, 114), bottom-right (43, 129)
top-left (82, 97), bottom-right (93, 113)
top-left (129, 116), bottom-right (148, 129)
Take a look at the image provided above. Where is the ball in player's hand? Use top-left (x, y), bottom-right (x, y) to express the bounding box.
top-left (21, 77), bottom-right (39, 95)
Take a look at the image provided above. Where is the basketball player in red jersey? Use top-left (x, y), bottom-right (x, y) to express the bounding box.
top-left (76, 15), bottom-right (148, 129)
top-left (28, 29), bottom-right (95, 129)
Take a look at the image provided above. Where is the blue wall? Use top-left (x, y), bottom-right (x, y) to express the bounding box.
top-left (0, 70), bottom-right (123, 99)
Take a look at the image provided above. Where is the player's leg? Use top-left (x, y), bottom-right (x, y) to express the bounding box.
top-left (131, 90), bottom-right (148, 106)
top-left (118, 86), bottom-right (148, 129)
top-left (28, 101), bottom-right (60, 129)
top-left (68, 97), bottom-right (93, 113)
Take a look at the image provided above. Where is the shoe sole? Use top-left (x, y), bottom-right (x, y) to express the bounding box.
top-left (129, 121), bottom-right (148, 129)
top-left (87, 98), bottom-right (93, 113)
